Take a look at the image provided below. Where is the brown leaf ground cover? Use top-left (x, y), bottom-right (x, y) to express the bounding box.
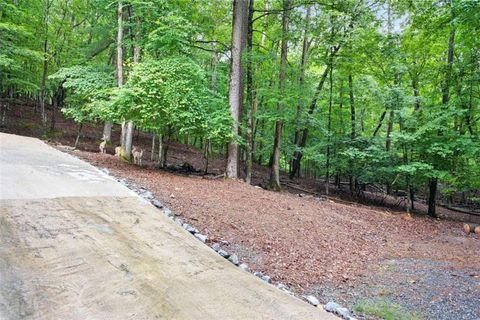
top-left (67, 150), bottom-right (480, 319)
top-left (3, 101), bottom-right (480, 318)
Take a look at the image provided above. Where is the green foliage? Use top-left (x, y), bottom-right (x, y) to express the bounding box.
top-left (50, 66), bottom-right (115, 124)
top-left (111, 57), bottom-right (231, 143)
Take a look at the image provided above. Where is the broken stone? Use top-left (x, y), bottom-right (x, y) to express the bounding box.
top-left (253, 271), bottom-right (263, 278)
top-left (194, 233), bottom-right (207, 243)
top-left (276, 283), bottom-right (288, 291)
top-left (164, 208), bottom-right (173, 217)
top-left (218, 250), bottom-right (230, 259)
top-left (211, 243), bottom-right (221, 252)
top-left (174, 218), bottom-right (183, 226)
top-left (151, 199), bottom-right (163, 208)
top-left (228, 254), bottom-right (239, 265)
top-left (185, 225), bottom-right (198, 234)
top-left (261, 275), bottom-right (272, 283)
top-left (239, 263), bottom-right (249, 272)
top-left (305, 295), bottom-right (320, 306)
top-left (325, 301), bottom-right (341, 313)
top-left (336, 307), bottom-right (351, 318)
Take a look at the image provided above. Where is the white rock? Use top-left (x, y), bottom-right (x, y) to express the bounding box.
top-left (211, 243), bottom-right (221, 252)
top-left (194, 233), bottom-right (207, 243)
top-left (261, 275), bottom-right (272, 283)
top-left (336, 307), bottom-right (350, 318)
top-left (218, 250), bottom-right (230, 258)
top-left (253, 271), bottom-right (263, 278)
top-left (228, 254), bottom-right (239, 265)
top-left (325, 301), bottom-right (341, 313)
top-left (305, 295), bottom-right (320, 306)
top-left (239, 263), bottom-right (249, 271)
top-left (151, 199), bottom-right (163, 208)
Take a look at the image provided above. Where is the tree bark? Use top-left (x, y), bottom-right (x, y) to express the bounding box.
top-left (123, 6), bottom-right (140, 161)
top-left (325, 48), bottom-right (334, 195)
top-left (74, 123), bottom-right (83, 149)
top-left (245, 0), bottom-right (255, 184)
top-left (226, 0), bottom-right (249, 179)
top-left (290, 6), bottom-right (310, 179)
top-left (429, 25), bottom-right (456, 217)
top-left (151, 134), bottom-right (156, 161)
top-left (269, 0), bottom-right (291, 191)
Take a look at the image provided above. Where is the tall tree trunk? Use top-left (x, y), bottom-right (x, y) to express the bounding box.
top-left (269, 0), bottom-right (291, 190)
top-left (290, 6), bottom-right (310, 179)
top-left (226, 0), bottom-right (249, 179)
top-left (123, 6), bottom-right (140, 161)
top-left (348, 74), bottom-right (356, 192)
top-left (429, 26), bottom-right (455, 218)
top-left (325, 50), bottom-right (334, 195)
top-left (40, 38), bottom-right (48, 132)
top-left (104, 0), bottom-right (124, 142)
top-left (245, 0), bottom-right (255, 184)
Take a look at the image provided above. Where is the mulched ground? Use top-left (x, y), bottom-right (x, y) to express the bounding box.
top-left (63, 149), bottom-right (480, 319)
top-left (3, 101), bottom-right (480, 319)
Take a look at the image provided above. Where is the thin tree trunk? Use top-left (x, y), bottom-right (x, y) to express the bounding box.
top-left (74, 123), bottom-right (83, 149)
top-left (158, 134), bottom-right (165, 168)
top-left (269, 0), bottom-right (291, 191)
top-left (290, 6), bottom-right (310, 179)
top-left (40, 38), bottom-right (48, 132)
top-left (429, 25), bottom-right (455, 218)
top-left (245, 0), bottom-right (255, 184)
top-left (372, 109), bottom-right (387, 137)
top-left (348, 73), bottom-right (356, 193)
top-left (151, 134), bottom-right (156, 161)
top-left (325, 53), bottom-right (333, 195)
top-left (226, 0), bottom-right (249, 179)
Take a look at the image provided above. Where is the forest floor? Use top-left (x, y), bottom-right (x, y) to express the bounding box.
top-left (2, 101), bottom-right (480, 319)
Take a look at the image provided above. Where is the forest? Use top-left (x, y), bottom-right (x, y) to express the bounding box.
top-left (1, 0), bottom-right (479, 218)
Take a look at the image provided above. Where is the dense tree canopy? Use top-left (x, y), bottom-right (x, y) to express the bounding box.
top-left (1, 0), bottom-right (479, 216)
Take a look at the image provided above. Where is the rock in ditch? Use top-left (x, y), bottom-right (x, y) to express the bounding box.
top-left (239, 263), bottom-right (249, 272)
top-left (174, 218), bottom-right (183, 226)
top-left (305, 295), bottom-right (320, 307)
top-left (218, 250), bottom-right (230, 259)
top-left (194, 233), bottom-right (207, 243)
top-left (228, 254), bottom-right (239, 265)
top-left (336, 307), bottom-right (351, 318)
top-left (186, 225), bottom-right (198, 234)
top-left (253, 271), bottom-right (263, 278)
top-left (261, 275), bottom-right (272, 284)
top-left (141, 191), bottom-right (153, 199)
top-left (211, 243), bottom-right (221, 252)
top-left (164, 208), bottom-right (174, 217)
top-left (276, 283), bottom-right (289, 291)
top-left (324, 301), bottom-right (341, 313)
top-left (151, 199), bottom-right (163, 208)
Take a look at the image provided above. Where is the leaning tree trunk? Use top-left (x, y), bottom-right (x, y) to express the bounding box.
top-left (290, 46), bottom-right (340, 178)
top-left (226, 0), bottom-right (249, 179)
top-left (290, 6), bottom-right (311, 179)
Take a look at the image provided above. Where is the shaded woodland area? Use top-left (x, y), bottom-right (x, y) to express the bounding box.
top-left (1, 0), bottom-right (479, 218)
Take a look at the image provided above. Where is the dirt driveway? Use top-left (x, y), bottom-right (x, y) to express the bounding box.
top-left (0, 133), bottom-right (335, 320)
